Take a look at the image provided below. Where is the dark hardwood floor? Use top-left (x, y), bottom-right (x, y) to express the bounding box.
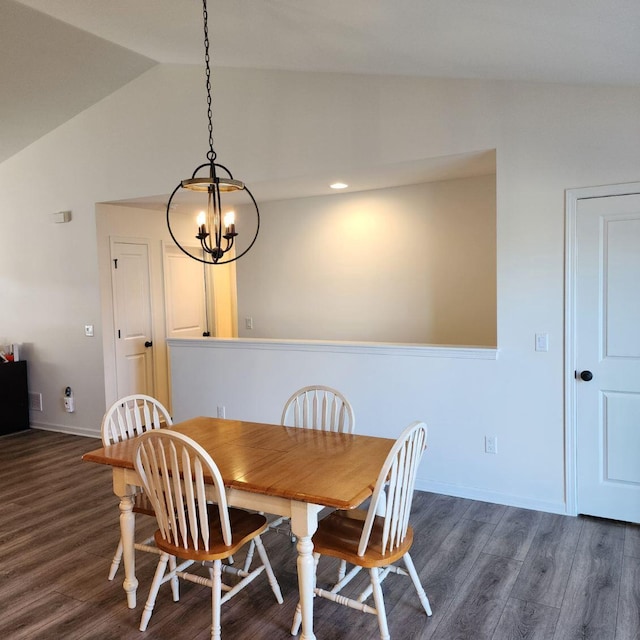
top-left (2, 429), bottom-right (639, 640)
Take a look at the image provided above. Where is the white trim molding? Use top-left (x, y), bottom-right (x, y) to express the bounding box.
top-left (418, 479), bottom-right (568, 515)
top-left (31, 422), bottom-right (101, 439)
top-left (167, 337), bottom-right (498, 361)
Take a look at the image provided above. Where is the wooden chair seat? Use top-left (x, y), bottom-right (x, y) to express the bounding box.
top-left (312, 510), bottom-right (413, 568)
top-left (154, 506), bottom-right (269, 562)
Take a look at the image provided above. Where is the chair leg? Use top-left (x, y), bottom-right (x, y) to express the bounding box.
top-left (108, 538), bottom-right (123, 581)
top-left (109, 533), bottom-right (160, 581)
top-left (140, 552), bottom-right (170, 631)
top-left (169, 555), bottom-right (180, 602)
top-left (403, 553), bottom-right (432, 616)
top-left (337, 559), bottom-right (347, 582)
top-left (369, 567), bottom-right (390, 640)
top-left (291, 601), bottom-right (302, 636)
top-left (253, 535), bottom-right (284, 603)
top-left (242, 540), bottom-right (256, 572)
top-left (210, 560), bottom-right (222, 640)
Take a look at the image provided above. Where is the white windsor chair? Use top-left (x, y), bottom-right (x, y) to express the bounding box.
top-left (244, 385), bottom-right (356, 574)
top-left (101, 393), bottom-right (172, 581)
top-left (291, 421), bottom-right (432, 640)
top-left (261, 385), bottom-right (355, 540)
top-left (134, 430), bottom-right (283, 638)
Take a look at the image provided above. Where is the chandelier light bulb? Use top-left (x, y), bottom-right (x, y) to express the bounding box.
top-left (197, 210), bottom-right (206, 227)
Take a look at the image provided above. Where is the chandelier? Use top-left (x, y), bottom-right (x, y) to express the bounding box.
top-left (166, 0), bottom-right (260, 265)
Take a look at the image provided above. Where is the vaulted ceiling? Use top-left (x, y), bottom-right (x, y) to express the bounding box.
top-left (3, 0), bottom-right (640, 165)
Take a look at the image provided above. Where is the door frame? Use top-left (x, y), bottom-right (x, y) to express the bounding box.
top-left (564, 181), bottom-right (640, 516)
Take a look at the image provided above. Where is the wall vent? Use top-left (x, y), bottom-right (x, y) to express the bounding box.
top-left (29, 392), bottom-right (43, 412)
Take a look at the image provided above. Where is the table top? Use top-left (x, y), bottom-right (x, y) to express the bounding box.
top-left (83, 416), bottom-right (395, 510)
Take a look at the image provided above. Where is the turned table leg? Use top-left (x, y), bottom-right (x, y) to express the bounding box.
top-left (113, 468), bottom-right (139, 609)
top-left (119, 494), bottom-right (138, 608)
top-left (290, 502), bottom-right (321, 640)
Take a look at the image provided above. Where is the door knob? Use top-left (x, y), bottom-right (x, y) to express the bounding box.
top-left (579, 370), bottom-right (593, 381)
top-left (144, 341), bottom-right (153, 348)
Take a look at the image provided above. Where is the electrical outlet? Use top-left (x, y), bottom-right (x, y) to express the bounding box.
top-left (217, 405), bottom-right (225, 418)
top-left (64, 386), bottom-right (74, 413)
top-left (485, 435), bottom-right (498, 454)
top-left (245, 317), bottom-right (253, 330)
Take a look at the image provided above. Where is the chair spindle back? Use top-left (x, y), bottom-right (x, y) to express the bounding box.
top-left (101, 394), bottom-right (172, 446)
top-left (358, 421), bottom-right (427, 557)
top-left (134, 430), bottom-right (231, 551)
top-left (281, 385), bottom-right (355, 433)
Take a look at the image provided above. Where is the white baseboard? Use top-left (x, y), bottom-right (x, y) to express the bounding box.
top-left (416, 479), bottom-right (568, 516)
top-left (30, 422), bottom-right (101, 440)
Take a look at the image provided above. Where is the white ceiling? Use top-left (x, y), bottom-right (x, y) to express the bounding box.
top-left (3, 0), bottom-right (640, 167)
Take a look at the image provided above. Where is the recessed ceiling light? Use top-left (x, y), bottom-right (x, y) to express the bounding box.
top-left (330, 182), bottom-right (348, 190)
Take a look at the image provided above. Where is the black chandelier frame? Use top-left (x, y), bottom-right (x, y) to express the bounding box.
top-left (166, 0), bottom-right (260, 266)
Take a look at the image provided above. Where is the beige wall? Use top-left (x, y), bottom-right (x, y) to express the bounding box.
top-left (236, 174), bottom-right (496, 345)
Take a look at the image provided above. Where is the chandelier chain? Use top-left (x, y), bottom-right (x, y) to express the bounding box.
top-left (202, 0), bottom-right (216, 162)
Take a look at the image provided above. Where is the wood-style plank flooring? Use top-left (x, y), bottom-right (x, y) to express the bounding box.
top-left (2, 429), bottom-right (639, 640)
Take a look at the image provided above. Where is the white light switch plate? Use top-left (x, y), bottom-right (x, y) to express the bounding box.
top-left (535, 333), bottom-right (549, 352)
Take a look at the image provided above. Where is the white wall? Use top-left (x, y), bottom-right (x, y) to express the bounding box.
top-left (167, 338), bottom-right (544, 510)
top-left (236, 175), bottom-right (497, 345)
top-left (1, 64), bottom-right (639, 512)
top-left (0, 65), bottom-right (205, 436)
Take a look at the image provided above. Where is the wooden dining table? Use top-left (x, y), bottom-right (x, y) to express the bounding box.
top-left (83, 416), bottom-right (394, 640)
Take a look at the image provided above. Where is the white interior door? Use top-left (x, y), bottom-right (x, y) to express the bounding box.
top-left (163, 244), bottom-right (209, 338)
top-left (111, 240), bottom-right (155, 398)
top-left (574, 191), bottom-right (640, 523)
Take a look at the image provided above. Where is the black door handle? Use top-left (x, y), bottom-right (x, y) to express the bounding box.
top-left (144, 341), bottom-right (153, 348)
top-left (579, 370), bottom-right (593, 381)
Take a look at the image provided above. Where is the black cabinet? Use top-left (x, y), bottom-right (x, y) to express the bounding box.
top-left (0, 360), bottom-right (29, 435)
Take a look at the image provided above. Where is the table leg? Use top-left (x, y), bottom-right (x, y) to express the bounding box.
top-left (119, 494), bottom-right (138, 608)
top-left (290, 502), bottom-right (320, 640)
